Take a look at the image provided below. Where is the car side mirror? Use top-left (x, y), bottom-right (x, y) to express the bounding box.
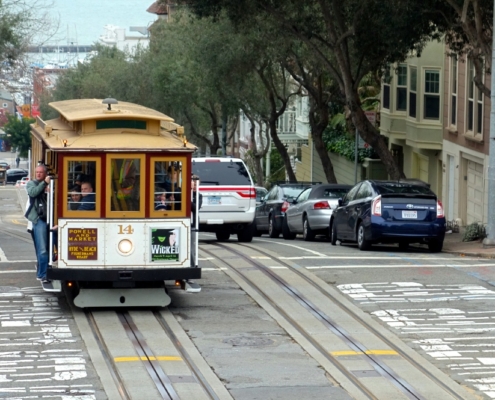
top-left (338, 198), bottom-right (343, 207)
top-left (292, 199), bottom-right (297, 204)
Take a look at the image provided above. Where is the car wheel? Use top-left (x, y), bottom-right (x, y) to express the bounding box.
top-left (268, 215), bottom-right (280, 238)
top-left (216, 231), bottom-right (230, 242)
top-left (330, 220), bottom-right (338, 246)
top-left (237, 223), bottom-right (254, 242)
top-left (357, 223), bottom-right (371, 250)
top-left (428, 240), bottom-right (443, 253)
top-left (282, 216), bottom-right (296, 240)
top-left (303, 217), bottom-right (315, 241)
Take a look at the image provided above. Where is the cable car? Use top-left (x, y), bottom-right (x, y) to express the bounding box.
top-left (29, 98), bottom-right (201, 307)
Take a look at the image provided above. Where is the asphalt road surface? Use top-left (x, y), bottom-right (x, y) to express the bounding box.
top-left (1, 185), bottom-right (495, 399)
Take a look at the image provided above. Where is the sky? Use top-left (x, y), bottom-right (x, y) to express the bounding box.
top-left (45, 0), bottom-right (156, 46)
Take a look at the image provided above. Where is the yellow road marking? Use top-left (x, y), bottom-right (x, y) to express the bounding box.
top-left (331, 350), bottom-right (398, 356)
top-left (114, 356), bottom-right (182, 362)
top-left (11, 219), bottom-right (23, 226)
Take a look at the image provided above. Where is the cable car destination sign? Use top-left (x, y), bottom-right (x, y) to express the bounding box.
top-left (68, 228), bottom-right (98, 260)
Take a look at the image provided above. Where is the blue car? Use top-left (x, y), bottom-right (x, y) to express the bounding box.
top-left (329, 180), bottom-right (446, 252)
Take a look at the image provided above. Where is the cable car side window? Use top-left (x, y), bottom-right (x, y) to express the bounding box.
top-left (107, 154), bottom-right (146, 218)
top-left (63, 157), bottom-right (100, 217)
top-left (151, 156), bottom-right (189, 217)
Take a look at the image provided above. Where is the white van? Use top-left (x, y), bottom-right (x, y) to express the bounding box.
top-left (192, 157), bottom-right (256, 242)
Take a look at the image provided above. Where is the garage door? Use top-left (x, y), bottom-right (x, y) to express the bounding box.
top-left (466, 160), bottom-right (484, 225)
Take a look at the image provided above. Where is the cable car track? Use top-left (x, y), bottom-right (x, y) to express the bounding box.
top-left (2, 226), bottom-right (34, 244)
top-left (85, 310), bottom-right (220, 400)
top-left (205, 242), bottom-right (468, 400)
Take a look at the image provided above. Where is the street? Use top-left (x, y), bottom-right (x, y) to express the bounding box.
top-left (1, 184), bottom-right (495, 399)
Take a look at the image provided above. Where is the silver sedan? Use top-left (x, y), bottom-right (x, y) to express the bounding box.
top-left (282, 184), bottom-right (351, 241)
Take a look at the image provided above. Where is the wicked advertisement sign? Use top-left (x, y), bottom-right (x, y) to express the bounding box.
top-left (150, 228), bottom-right (180, 262)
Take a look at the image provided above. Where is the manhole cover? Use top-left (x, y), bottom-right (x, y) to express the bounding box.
top-left (223, 336), bottom-right (274, 347)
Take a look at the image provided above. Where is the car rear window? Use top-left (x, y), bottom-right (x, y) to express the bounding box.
top-left (282, 186), bottom-right (307, 200)
top-left (192, 161), bottom-right (252, 186)
top-left (323, 188), bottom-right (349, 198)
top-left (376, 183), bottom-right (434, 195)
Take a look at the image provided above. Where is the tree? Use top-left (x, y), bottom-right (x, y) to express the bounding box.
top-left (3, 114), bottom-right (34, 157)
top-left (432, 0), bottom-right (493, 98)
top-left (181, 0), bottom-right (444, 180)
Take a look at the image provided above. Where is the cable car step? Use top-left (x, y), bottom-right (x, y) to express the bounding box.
top-left (41, 280), bottom-right (62, 293)
top-left (181, 280), bottom-right (201, 293)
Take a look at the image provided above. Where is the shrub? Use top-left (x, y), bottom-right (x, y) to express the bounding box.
top-left (462, 222), bottom-right (486, 242)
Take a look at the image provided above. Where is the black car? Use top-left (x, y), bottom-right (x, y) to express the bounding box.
top-left (329, 180), bottom-right (446, 252)
top-left (6, 168), bottom-right (28, 184)
top-left (254, 182), bottom-right (319, 237)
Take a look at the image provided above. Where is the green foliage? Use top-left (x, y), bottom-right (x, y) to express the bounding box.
top-left (462, 223), bottom-right (486, 242)
top-left (3, 115), bottom-right (34, 157)
top-left (266, 149), bottom-right (286, 186)
top-left (323, 125), bottom-right (377, 163)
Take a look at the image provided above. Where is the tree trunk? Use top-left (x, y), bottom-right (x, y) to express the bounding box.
top-left (347, 91), bottom-right (405, 180)
top-left (308, 97), bottom-right (337, 183)
top-left (247, 113), bottom-right (265, 186)
top-left (269, 117), bottom-right (296, 182)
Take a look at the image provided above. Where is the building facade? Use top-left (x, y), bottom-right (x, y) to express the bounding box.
top-left (442, 53), bottom-right (490, 226)
top-left (380, 40), bottom-right (445, 197)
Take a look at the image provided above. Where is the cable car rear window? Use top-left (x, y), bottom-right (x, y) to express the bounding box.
top-left (192, 162), bottom-right (252, 185)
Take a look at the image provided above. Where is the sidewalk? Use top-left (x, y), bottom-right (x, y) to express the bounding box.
top-left (439, 226), bottom-right (495, 259)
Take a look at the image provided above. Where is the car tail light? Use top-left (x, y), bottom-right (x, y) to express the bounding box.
top-left (313, 201), bottom-right (330, 210)
top-left (372, 195), bottom-right (382, 216)
top-left (236, 188), bottom-right (256, 198)
top-left (281, 201), bottom-right (290, 213)
top-left (436, 200), bottom-right (445, 218)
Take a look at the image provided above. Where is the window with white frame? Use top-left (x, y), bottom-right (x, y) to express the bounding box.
top-left (409, 67), bottom-right (417, 118)
top-left (396, 64), bottom-right (407, 111)
top-left (382, 69), bottom-right (391, 110)
top-left (466, 58), bottom-right (484, 137)
top-left (424, 69), bottom-right (440, 120)
top-left (450, 56), bottom-right (457, 127)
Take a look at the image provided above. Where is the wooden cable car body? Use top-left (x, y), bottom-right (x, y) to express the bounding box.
top-left (30, 99), bottom-right (201, 307)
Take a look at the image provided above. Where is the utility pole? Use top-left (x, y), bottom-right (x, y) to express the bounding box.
top-left (483, 1), bottom-right (495, 248)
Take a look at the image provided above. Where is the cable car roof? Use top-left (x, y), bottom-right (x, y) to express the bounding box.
top-left (31, 99), bottom-right (197, 152)
top-left (49, 99), bottom-right (175, 122)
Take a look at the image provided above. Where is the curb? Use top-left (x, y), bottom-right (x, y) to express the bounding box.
top-left (442, 249), bottom-right (495, 259)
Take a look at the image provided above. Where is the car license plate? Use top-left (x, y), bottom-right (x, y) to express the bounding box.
top-left (402, 210), bottom-right (417, 219)
top-left (208, 196), bottom-right (221, 205)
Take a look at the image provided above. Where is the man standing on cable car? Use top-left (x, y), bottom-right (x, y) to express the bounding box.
top-left (26, 165), bottom-right (51, 283)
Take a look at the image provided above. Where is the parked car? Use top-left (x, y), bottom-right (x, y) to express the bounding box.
top-left (15, 177), bottom-right (30, 187)
top-left (283, 184), bottom-right (352, 241)
top-left (6, 168), bottom-right (28, 184)
top-left (0, 161), bottom-right (10, 170)
top-left (254, 182), bottom-right (319, 238)
top-left (329, 180), bottom-right (446, 252)
top-left (255, 186), bottom-right (268, 206)
top-left (192, 157), bottom-right (256, 242)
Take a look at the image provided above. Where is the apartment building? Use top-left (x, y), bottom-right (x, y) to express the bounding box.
top-left (443, 53), bottom-right (490, 226)
top-left (380, 40), bottom-right (445, 198)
